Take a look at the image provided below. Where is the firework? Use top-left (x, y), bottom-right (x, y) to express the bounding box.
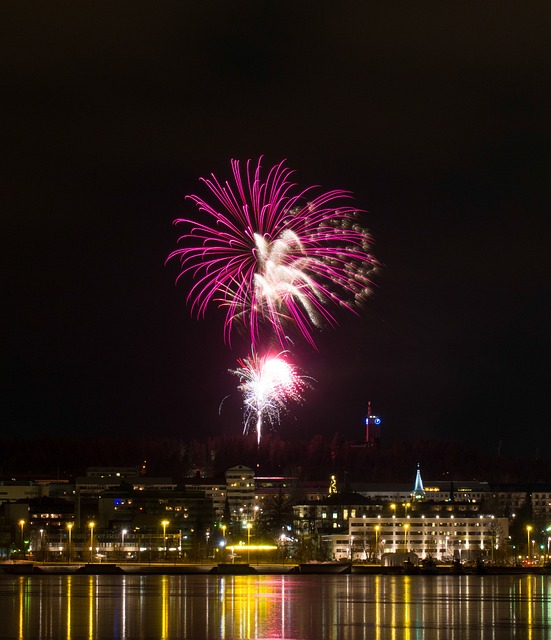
top-left (230, 351), bottom-right (308, 445)
top-left (167, 157), bottom-right (377, 349)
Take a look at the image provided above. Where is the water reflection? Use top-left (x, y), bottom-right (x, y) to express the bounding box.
top-left (1, 573), bottom-right (551, 639)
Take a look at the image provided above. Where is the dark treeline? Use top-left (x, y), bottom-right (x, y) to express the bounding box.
top-left (1, 434), bottom-right (550, 485)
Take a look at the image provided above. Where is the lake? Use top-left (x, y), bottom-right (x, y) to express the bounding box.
top-left (1, 573), bottom-right (550, 639)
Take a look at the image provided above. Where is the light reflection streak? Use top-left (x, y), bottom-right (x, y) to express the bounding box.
top-left (18, 576), bottom-right (24, 640)
top-left (280, 576), bottom-right (286, 639)
top-left (88, 576), bottom-right (94, 640)
top-left (218, 576), bottom-right (226, 638)
top-left (403, 576), bottom-right (411, 640)
top-left (390, 576), bottom-right (397, 640)
top-left (527, 574), bottom-right (534, 640)
top-left (120, 576), bottom-right (126, 639)
top-left (375, 574), bottom-right (381, 640)
top-left (66, 575), bottom-right (72, 640)
top-left (161, 574), bottom-right (169, 639)
top-left (6, 573), bottom-right (551, 638)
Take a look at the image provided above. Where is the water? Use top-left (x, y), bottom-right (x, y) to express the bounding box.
top-left (1, 573), bottom-right (551, 639)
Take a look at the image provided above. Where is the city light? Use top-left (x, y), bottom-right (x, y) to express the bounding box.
top-left (67, 522), bottom-right (73, 563)
top-left (162, 520), bottom-right (170, 559)
top-left (88, 522), bottom-right (95, 563)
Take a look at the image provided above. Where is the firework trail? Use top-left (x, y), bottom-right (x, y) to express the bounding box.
top-left (230, 351), bottom-right (309, 445)
top-left (167, 157), bottom-right (377, 349)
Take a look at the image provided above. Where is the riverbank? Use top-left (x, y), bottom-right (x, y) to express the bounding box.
top-left (1, 561), bottom-right (550, 576)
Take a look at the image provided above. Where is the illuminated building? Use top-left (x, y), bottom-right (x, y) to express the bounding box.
top-left (224, 465), bottom-right (255, 523)
top-left (332, 514), bottom-right (509, 562)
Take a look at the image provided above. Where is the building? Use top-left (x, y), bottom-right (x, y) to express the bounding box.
top-left (293, 492), bottom-right (384, 537)
top-left (351, 480), bottom-right (490, 505)
top-left (329, 513), bottom-right (509, 562)
top-left (224, 465), bottom-right (255, 523)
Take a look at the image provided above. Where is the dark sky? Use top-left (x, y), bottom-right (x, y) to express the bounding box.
top-left (2, 3), bottom-right (550, 458)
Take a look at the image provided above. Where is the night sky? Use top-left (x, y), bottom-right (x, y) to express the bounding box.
top-left (2, 4), bottom-right (550, 458)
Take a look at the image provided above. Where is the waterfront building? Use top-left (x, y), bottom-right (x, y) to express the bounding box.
top-left (330, 513), bottom-right (509, 562)
top-left (224, 465), bottom-right (255, 524)
top-left (183, 477), bottom-right (227, 520)
top-left (293, 492), bottom-right (384, 536)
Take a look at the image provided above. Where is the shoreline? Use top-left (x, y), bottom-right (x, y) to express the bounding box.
top-left (1, 561), bottom-right (549, 576)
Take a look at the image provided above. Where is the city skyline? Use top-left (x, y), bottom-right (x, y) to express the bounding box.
top-left (2, 5), bottom-right (549, 459)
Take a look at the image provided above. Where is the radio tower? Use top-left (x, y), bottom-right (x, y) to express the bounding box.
top-left (365, 401), bottom-right (382, 447)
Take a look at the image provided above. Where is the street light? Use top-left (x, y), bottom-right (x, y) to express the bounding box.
top-left (161, 520), bottom-right (169, 560)
top-left (67, 523), bottom-right (73, 563)
top-left (404, 523), bottom-right (410, 552)
top-left (39, 529), bottom-right (44, 563)
top-left (527, 525), bottom-right (533, 560)
top-left (19, 520), bottom-right (25, 558)
top-left (246, 522), bottom-right (252, 563)
top-left (89, 522), bottom-right (95, 563)
top-left (121, 529), bottom-right (127, 560)
top-left (374, 525), bottom-right (380, 562)
top-left (403, 502), bottom-right (411, 518)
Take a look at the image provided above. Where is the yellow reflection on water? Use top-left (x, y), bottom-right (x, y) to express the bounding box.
top-left (9, 571), bottom-right (551, 639)
top-left (88, 576), bottom-right (94, 640)
top-left (403, 576), bottom-right (411, 640)
top-left (213, 575), bottom-right (285, 640)
top-left (66, 575), bottom-right (72, 640)
top-left (375, 575), bottom-right (381, 640)
top-left (390, 577), bottom-right (397, 640)
top-left (161, 574), bottom-right (169, 640)
top-left (527, 574), bottom-right (534, 640)
top-left (18, 576), bottom-right (24, 640)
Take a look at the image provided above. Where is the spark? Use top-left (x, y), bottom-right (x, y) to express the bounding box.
top-left (230, 351), bottom-right (309, 445)
top-left (167, 157), bottom-right (377, 349)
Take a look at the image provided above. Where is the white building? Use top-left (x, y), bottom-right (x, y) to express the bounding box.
top-left (331, 515), bottom-right (509, 562)
top-left (225, 465), bottom-right (255, 523)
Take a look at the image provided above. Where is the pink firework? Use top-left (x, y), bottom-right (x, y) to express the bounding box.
top-left (167, 158), bottom-right (377, 348)
top-left (230, 351), bottom-right (308, 445)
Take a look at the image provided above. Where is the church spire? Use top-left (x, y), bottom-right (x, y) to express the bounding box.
top-left (413, 463), bottom-right (425, 501)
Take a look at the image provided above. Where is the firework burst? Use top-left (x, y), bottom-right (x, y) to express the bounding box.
top-left (230, 351), bottom-right (309, 445)
top-left (167, 157), bottom-right (377, 349)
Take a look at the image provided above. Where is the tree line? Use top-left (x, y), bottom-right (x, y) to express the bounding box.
top-left (1, 433), bottom-right (550, 484)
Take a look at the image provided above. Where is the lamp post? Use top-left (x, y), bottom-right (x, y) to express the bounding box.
top-left (527, 525), bottom-right (533, 560)
top-left (19, 520), bottom-right (25, 559)
top-left (67, 523), bottom-right (73, 563)
top-left (374, 525), bottom-right (380, 562)
top-left (161, 520), bottom-right (169, 561)
top-left (89, 522), bottom-right (95, 563)
top-left (220, 525), bottom-right (227, 561)
top-left (246, 522), bottom-right (252, 563)
top-left (121, 529), bottom-right (127, 561)
top-left (403, 502), bottom-right (411, 518)
top-left (39, 529), bottom-right (44, 563)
